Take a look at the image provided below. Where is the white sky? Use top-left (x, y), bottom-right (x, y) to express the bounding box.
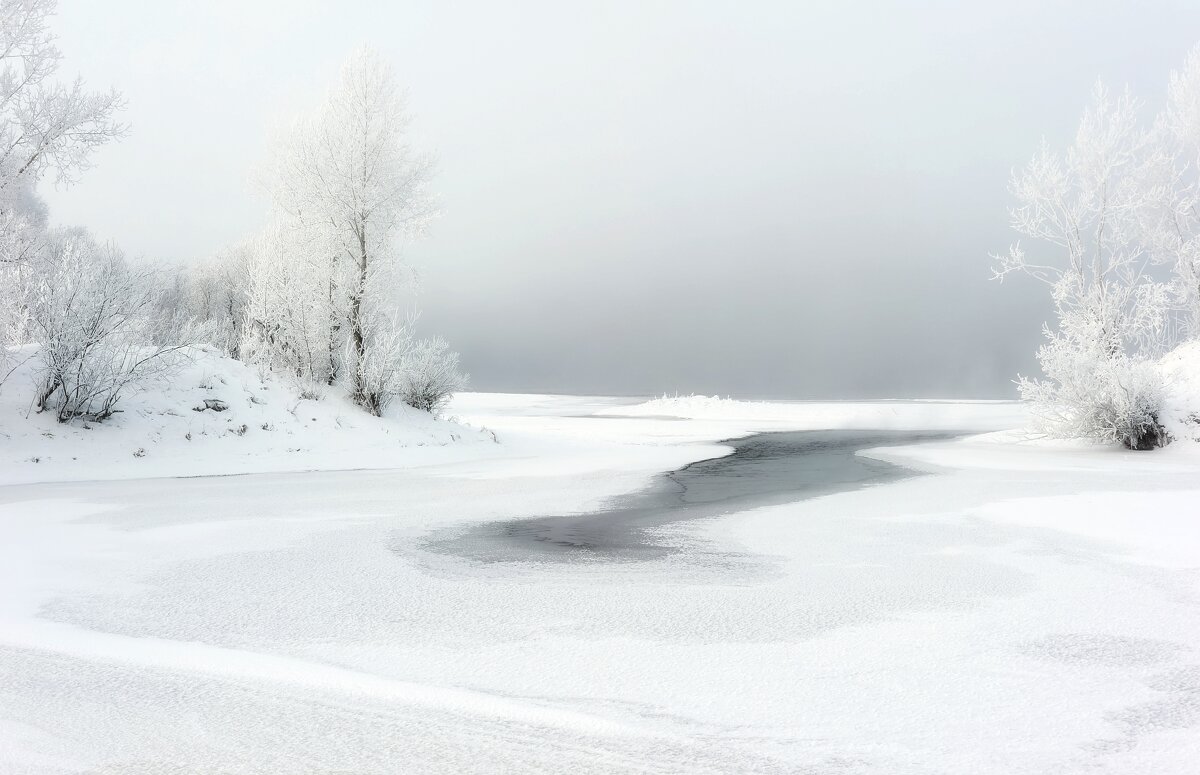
top-left (42, 0), bottom-right (1200, 397)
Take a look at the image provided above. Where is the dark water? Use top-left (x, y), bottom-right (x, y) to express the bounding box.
top-left (425, 429), bottom-right (961, 564)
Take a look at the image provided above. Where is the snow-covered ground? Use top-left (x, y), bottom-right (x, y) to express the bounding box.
top-left (0, 347), bottom-right (501, 486)
top-left (2, 389), bottom-right (1200, 773)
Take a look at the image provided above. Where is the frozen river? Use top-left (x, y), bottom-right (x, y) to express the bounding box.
top-left (433, 429), bottom-right (960, 562)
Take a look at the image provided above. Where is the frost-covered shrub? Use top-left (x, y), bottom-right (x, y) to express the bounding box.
top-left (24, 229), bottom-right (187, 422)
top-left (349, 314), bottom-right (465, 417)
top-left (351, 315), bottom-right (410, 416)
top-left (1019, 327), bottom-right (1166, 449)
top-left (395, 336), bottom-right (467, 416)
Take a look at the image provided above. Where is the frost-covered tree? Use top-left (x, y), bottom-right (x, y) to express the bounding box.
top-left (231, 48), bottom-right (467, 415)
top-left (0, 174), bottom-right (46, 266)
top-left (0, 0), bottom-right (124, 381)
top-left (1142, 44), bottom-right (1200, 341)
top-left (240, 219), bottom-right (335, 391)
top-left (0, 0), bottom-right (124, 192)
top-left (264, 47), bottom-right (437, 412)
top-left (0, 174), bottom-right (45, 348)
top-left (995, 84), bottom-right (1173, 448)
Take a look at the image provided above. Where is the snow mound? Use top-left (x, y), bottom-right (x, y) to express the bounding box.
top-left (1158, 341), bottom-right (1200, 443)
top-left (0, 346), bottom-right (497, 485)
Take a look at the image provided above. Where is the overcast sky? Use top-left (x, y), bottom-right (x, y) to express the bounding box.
top-left (41, 0), bottom-right (1200, 398)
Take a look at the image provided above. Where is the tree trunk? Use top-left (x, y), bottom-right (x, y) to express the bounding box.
top-left (350, 225), bottom-right (370, 411)
top-left (36, 377), bottom-right (61, 413)
top-left (327, 253), bottom-right (340, 385)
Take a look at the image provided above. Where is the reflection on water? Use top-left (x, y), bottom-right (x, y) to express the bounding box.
top-left (425, 430), bottom-right (960, 564)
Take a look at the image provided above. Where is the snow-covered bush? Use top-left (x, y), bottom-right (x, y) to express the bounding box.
top-left (23, 230), bottom-right (187, 422)
top-left (349, 315), bottom-right (466, 417)
top-left (1019, 329), bottom-right (1166, 449)
top-left (350, 314), bottom-right (412, 416)
top-left (395, 336), bottom-right (467, 416)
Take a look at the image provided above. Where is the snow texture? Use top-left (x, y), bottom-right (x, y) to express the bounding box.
top-left (1, 389), bottom-right (1199, 773)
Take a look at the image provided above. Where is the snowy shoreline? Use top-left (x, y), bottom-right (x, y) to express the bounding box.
top-left (4, 393), bottom-right (1200, 773)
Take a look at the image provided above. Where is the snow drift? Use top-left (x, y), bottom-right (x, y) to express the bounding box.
top-left (1157, 341), bottom-right (1200, 444)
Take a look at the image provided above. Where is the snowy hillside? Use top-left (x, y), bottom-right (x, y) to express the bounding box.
top-left (0, 346), bottom-right (498, 486)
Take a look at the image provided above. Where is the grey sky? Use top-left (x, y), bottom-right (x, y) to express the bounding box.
top-left (42, 1), bottom-right (1200, 398)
